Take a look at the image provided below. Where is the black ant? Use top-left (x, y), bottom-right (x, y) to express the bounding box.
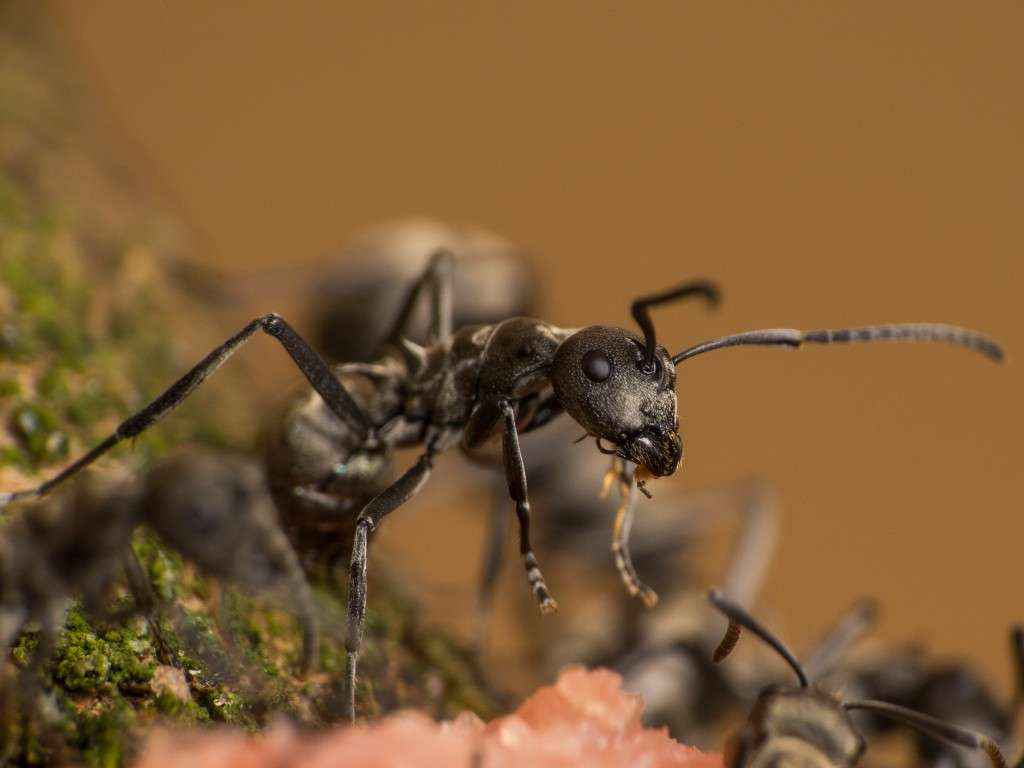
top-left (0, 451), bottom-right (317, 675)
top-left (0, 250), bottom-right (1003, 720)
top-left (811, 610), bottom-right (1024, 768)
top-left (708, 589), bottom-right (1013, 768)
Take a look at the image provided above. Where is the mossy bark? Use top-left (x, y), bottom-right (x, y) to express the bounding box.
top-left (0, 5), bottom-right (501, 765)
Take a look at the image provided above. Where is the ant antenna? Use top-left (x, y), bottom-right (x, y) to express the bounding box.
top-left (631, 279), bottom-right (720, 372)
top-left (843, 700), bottom-right (1008, 768)
top-left (708, 588), bottom-right (809, 688)
top-left (672, 323), bottom-right (1004, 365)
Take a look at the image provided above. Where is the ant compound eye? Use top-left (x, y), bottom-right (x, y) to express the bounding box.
top-left (582, 349), bottom-right (613, 382)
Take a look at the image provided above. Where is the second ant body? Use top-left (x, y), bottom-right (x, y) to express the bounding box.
top-left (2, 249), bottom-right (1004, 720)
top-left (708, 590), bottom-right (1015, 768)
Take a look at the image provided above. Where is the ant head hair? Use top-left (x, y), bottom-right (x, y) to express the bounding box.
top-left (673, 324), bottom-right (1003, 365)
top-left (630, 280), bottom-right (720, 373)
top-left (708, 588), bottom-right (809, 688)
top-left (843, 700), bottom-right (1007, 768)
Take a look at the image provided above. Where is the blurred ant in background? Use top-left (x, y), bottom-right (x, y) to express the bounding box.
top-left (708, 589), bottom-right (1015, 768)
top-left (811, 607), bottom-right (1024, 768)
top-left (1, 214), bottom-right (1003, 722)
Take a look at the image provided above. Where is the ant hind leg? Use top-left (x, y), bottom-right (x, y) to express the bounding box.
top-left (1, 314), bottom-right (371, 507)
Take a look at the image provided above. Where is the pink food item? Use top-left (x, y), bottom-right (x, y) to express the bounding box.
top-left (134, 667), bottom-right (723, 768)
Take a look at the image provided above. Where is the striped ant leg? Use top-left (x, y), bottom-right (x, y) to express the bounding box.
top-left (344, 450), bottom-right (436, 722)
top-left (498, 401), bottom-right (557, 614)
top-left (611, 472), bottom-right (659, 608)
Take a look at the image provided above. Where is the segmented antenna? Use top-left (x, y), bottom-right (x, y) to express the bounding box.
top-left (714, 621), bottom-right (742, 663)
top-left (673, 323), bottom-right (1004, 365)
top-left (708, 588), bottom-right (809, 687)
top-left (843, 700), bottom-right (1007, 768)
top-left (630, 279), bottom-right (720, 372)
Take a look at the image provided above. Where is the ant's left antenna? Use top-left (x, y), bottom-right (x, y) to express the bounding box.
top-left (630, 279), bottom-right (720, 372)
top-left (708, 588), bottom-right (809, 688)
top-left (673, 324), bottom-right (1004, 365)
top-left (844, 700), bottom-right (1008, 768)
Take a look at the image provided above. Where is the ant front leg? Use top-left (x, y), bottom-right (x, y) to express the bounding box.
top-left (610, 469), bottom-right (659, 609)
top-left (499, 401), bottom-right (557, 614)
top-left (0, 314), bottom-right (371, 506)
top-left (344, 449), bottom-right (436, 722)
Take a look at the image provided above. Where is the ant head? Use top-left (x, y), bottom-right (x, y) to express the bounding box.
top-left (710, 590), bottom-right (1012, 768)
top-left (551, 325), bottom-right (682, 478)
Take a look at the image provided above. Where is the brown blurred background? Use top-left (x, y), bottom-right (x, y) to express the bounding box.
top-left (49, 2), bottom-right (1020, 690)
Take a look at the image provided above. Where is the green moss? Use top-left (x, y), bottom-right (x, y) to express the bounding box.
top-left (0, 248), bottom-right (93, 367)
top-left (151, 691), bottom-right (210, 724)
top-left (0, 445), bottom-right (27, 468)
top-left (11, 631), bottom-right (38, 667)
top-left (132, 532), bottom-right (185, 602)
top-left (195, 688), bottom-right (252, 726)
top-left (52, 608), bottom-right (155, 694)
top-left (9, 401), bottom-right (69, 464)
top-left (71, 697), bottom-right (135, 768)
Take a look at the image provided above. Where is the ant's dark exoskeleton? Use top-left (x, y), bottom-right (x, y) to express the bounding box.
top-left (811, 610), bottom-right (1024, 768)
top-left (707, 589), bottom-right (1014, 768)
top-left (0, 451), bottom-right (317, 677)
top-left (0, 250), bottom-right (1004, 720)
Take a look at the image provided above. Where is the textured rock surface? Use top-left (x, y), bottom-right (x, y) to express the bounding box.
top-left (135, 667), bottom-right (723, 768)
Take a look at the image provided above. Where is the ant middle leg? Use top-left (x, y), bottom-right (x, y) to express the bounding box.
top-left (611, 470), bottom-right (659, 609)
top-left (499, 401), bottom-right (557, 614)
top-left (344, 449), bottom-right (436, 722)
top-left (1, 314), bottom-right (371, 507)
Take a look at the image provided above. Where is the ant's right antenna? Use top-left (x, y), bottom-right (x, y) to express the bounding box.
top-left (843, 700), bottom-right (1008, 768)
top-left (708, 588), bottom-right (809, 688)
top-left (673, 324), bottom-right (1004, 365)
